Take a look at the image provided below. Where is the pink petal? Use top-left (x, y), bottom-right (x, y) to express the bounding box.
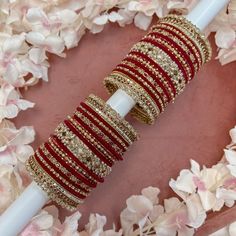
top-left (134, 12), bottom-right (152, 30)
top-left (141, 186), bottom-right (160, 204)
top-left (44, 35), bottom-right (65, 54)
top-left (215, 27), bottom-right (236, 49)
top-left (126, 195), bottom-right (153, 215)
top-left (185, 194), bottom-right (206, 228)
top-left (29, 48), bottom-right (47, 64)
top-left (61, 211), bottom-right (81, 236)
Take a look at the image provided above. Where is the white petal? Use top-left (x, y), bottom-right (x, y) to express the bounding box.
top-left (225, 149), bottom-right (236, 165)
top-left (230, 127), bottom-right (236, 144)
top-left (0, 104), bottom-right (19, 120)
top-left (44, 35), bottom-right (65, 54)
top-left (15, 145), bottom-right (34, 162)
top-left (9, 126), bottom-right (35, 146)
top-left (29, 48), bottom-right (47, 64)
top-left (216, 188), bottom-right (236, 201)
top-left (229, 222), bottom-right (236, 236)
top-left (141, 186), bottom-right (160, 204)
top-left (26, 8), bottom-right (48, 23)
top-left (126, 195), bottom-right (153, 215)
top-left (53, 9), bottom-right (78, 25)
top-left (32, 211), bottom-right (54, 230)
top-left (215, 27), bottom-right (236, 49)
top-left (117, 9), bottom-right (135, 27)
top-left (61, 29), bottom-right (81, 49)
top-left (198, 190), bottom-right (217, 211)
top-left (2, 33), bottom-right (25, 53)
top-left (26, 32), bottom-right (45, 46)
top-left (16, 99), bottom-right (35, 111)
top-left (108, 12), bottom-right (123, 22)
top-left (61, 211), bottom-right (81, 236)
top-left (164, 197), bottom-right (181, 213)
top-left (93, 14), bottom-right (109, 25)
top-left (170, 170), bottom-right (196, 194)
top-left (186, 194), bottom-right (206, 228)
top-left (217, 48), bottom-right (236, 65)
top-left (4, 63), bottom-right (19, 85)
top-left (134, 12), bottom-right (152, 30)
top-left (190, 159), bottom-right (200, 176)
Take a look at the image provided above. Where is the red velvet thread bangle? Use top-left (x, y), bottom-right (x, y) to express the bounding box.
top-left (146, 32), bottom-right (195, 78)
top-left (149, 25), bottom-right (201, 70)
top-left (140, 38), bottom-right (189, 83)
top-left (37, 147), bottom-right (89, 194)
top-left (64, 119), bottom-right (113, 167)
top-left (116, 62), bottom-right (166, 106)
top-left (44, 141), bottom-right (97, 188)
top-left (51, 134), bottom-right (103, 185)
top-left (113, 67), bottom-right (163, 112)
top-left (34, 152), bottom-right (86, 199)
top-left (73, 113), bottom-right (123, 161)
top-left (77, 105), bottom-right (126, 153)
top-left (157, 22), bottom-right (204, 65)
top-left (80, 102), bottom-right (130, 148)
top-left (122, 56), bottom-right (172, 102)
top-left (128, 51), bottom-right (177, 96)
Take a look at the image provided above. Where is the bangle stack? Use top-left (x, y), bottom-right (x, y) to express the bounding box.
top-left (26, 14), bottom-right (212, 211)
top-left (26, 94), bottom-right (138, 210)
top-left (104, 15), bottom-right (212, 124)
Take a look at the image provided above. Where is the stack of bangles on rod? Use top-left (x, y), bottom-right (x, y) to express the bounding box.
top-left (26, 15), bottom-right (212, 210)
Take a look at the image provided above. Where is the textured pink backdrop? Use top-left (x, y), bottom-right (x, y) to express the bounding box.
top-left (14, 23), bottom-right (236, 235)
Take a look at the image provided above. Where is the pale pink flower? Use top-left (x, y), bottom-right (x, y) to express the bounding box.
top-left (0, 164), bottom-right (24, 213)
top-left (0, 119), bottom-right (35, 165)
top-left (20, 209), bottom-right (55, 236)
top-left (0, 83), bottom-right (34, 121)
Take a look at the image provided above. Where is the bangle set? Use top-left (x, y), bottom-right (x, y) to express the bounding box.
top-left (104, 14), bottom-right (212, 124)
top-left (27, 94), bottom-right (138, 210)
top-left (26, 14), bottom-right (212, 210)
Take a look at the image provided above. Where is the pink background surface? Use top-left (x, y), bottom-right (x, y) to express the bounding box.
top-left (14, 23), bottom-right (236, 235)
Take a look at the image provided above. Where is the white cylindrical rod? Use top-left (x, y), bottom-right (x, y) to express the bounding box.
top-left (186, 0), bottom-right (230, 31)
top-left (106, 89), bottom-right (136, 118)
top-left (0, 0), bottom-right (230, 235)
top-left (0, 182), bottom-right (48, 236)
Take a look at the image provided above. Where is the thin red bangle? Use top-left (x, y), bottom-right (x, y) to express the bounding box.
top-left (122, 56), bottom-right (172, 103)
top-left (73, 113), bottom-right (123, 161)
top-left (37, 147), bottom-right (89, 193)
top-left (117, 62), bottom-right (166, 106)
top-left (80, 102), bottom-right (130, 148)
top-left (34, 151), bottom-right (86, 199)
top-left (44, 141), bottom-right (97, 188)
top-left (158, 22), bottom-right (204, 65)
top-left (147, 32), bottom-right (195, 79)
top-left (140, 37), bottom-right (189, 83)
top-left (113, 67), bottom-right (163, 112)
top-left (128, 51), bottom-right (177, 97)
top-left (64, 119), bottom-right (113, 167)
top-left (149, 26), bottom-right (201, 70)
top-left (77, 105), bottom-right (126, 153)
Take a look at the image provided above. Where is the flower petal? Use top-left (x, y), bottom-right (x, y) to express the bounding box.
top-left (134, 12), bottom-right (152, 30)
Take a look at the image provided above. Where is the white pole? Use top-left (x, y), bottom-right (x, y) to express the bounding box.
top-left (0, 0), bottom-right (230, 235)
top-left (0, 182), bottom-right (48, 236)
top-left (186, 0), bottom-right (229, 31)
